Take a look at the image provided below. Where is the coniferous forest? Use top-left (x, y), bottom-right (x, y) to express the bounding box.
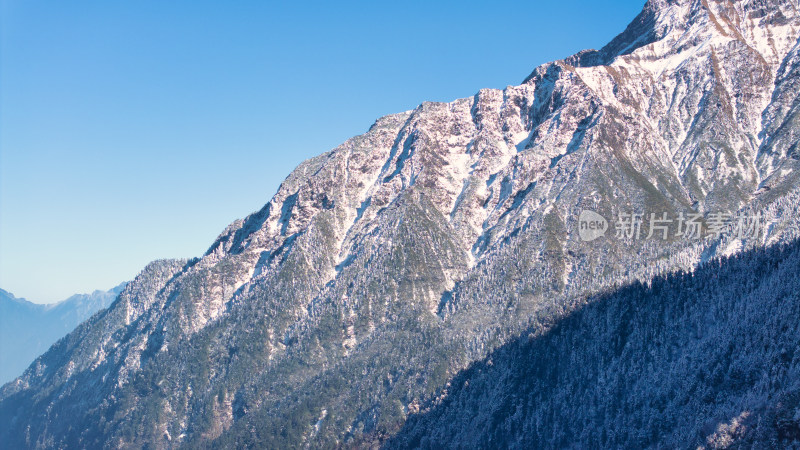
top-left (391, 240), bottom-right (800, 448)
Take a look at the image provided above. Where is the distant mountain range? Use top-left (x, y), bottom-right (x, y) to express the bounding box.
top-left (2, 0), bottom-right (800, 447)
top-left (0, 284), bottom-right (126, 384)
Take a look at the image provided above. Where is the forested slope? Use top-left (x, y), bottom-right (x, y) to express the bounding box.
top-left (391, 239), bottom-right (800, 448)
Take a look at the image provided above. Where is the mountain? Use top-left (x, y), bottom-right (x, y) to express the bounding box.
top-left (2, 0), bottom-right (800, 447)
top-left (0, 285), bottom-right (127, 385)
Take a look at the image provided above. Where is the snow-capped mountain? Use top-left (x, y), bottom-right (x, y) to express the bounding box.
top-left (0, 284), bottom-right (126, 385)
top-left (2, 0), bottom-right (800, 447)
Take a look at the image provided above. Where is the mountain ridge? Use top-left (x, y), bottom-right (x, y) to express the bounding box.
top-left (0, 284), bottom-right (127, 385)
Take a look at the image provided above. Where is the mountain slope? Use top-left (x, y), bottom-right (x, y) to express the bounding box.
top-left (0, 285), bottom-right (126, 385)
top-left (390, 240), bottom-right (800, 448)
top-left (2, 0), bottom-right (800, 447)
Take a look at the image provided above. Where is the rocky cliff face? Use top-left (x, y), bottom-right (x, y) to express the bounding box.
top-left (2, 0), bottom-right (800, 447)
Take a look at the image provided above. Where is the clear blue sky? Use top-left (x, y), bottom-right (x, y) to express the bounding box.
top-left (0, 0), bottom-right (645, 303)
